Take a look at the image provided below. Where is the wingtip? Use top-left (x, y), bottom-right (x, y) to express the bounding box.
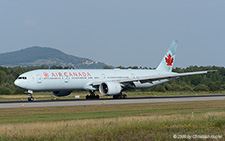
top-left (207, 70), bottom-right (218, 73)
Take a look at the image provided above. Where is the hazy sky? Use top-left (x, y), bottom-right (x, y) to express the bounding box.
top-left (0, 0), bottom-right (224, 68)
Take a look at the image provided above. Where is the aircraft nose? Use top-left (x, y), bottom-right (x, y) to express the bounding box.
top-left (14, 79), bottom-right (19, 87)
top-left (14, 79), bottom-right (26, 88)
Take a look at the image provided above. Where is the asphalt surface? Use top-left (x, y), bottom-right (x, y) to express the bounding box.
top-left (0, 95), bottom-right (225, 109)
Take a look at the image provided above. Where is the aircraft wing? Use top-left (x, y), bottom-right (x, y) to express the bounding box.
top-left (90, 70), bottom-right (216, 87)
top-left (119, 70), bottom-right (216, 84)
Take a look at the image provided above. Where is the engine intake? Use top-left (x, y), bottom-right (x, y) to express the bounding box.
top-left (99, 81), bottom-right (122, 95)
top-left (51, 91), bottom-right (72, 97)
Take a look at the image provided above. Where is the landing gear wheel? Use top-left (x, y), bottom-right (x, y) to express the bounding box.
top-left (113, 94), bottom-right (127, 99)
top-left (86, 91), bottom-right (100, 100)
top-left (26, 90), bottom-right (34, 101)
top-left (86, 95), bottom-right (90, 100)
top-left (96, 95), bottom-right (100, 100)
top-left (90, 95), bottom-right (94, 100)
top-left (28, 97), bottom-right (34, 101)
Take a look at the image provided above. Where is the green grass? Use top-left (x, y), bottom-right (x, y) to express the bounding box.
top-left (0, 100), bottom-right (225, 140)
top-left (0, 108), bottom-right (190, 124)
top-left (0, 100), bottom-right (224, 124)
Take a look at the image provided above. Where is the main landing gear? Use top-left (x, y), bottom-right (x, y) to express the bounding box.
top-left (86, 90), bottom-right (100, 100)
top-left (25, 90), bottom-right (34, 101)
top-left (113, 94), bottom-right (127, 99)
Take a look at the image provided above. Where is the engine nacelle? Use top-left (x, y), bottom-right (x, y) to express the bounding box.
top-left (99, 81), bottom-right (122, 96)
top-left (51, 91), bottom-right (72, 97)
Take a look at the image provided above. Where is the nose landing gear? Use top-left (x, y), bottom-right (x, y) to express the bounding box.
top-left (28, 94), bottom-right (34, 101)
top-left (25, 90), bottom-right (34, 101)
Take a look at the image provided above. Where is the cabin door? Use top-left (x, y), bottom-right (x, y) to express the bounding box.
top-left (37, 75), bottom-right (42, 83)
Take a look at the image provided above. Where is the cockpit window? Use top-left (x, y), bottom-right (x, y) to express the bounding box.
top-left (18, 77), bottom-right (27, 80)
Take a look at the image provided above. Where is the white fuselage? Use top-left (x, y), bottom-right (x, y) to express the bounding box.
top-left (14, 69), bottom-right (174, 92)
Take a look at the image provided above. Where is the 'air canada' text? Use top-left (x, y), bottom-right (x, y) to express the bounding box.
top-left (43, 72), bottom-right (91, 78)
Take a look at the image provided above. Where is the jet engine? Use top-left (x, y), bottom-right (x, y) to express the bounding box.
top-left (99, 81), bottom-right (122, 95)
top-left (51, 91), bottom-right (72, 97)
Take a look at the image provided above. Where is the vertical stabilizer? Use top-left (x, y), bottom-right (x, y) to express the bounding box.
top-left (156, 40), bottom-right (178, 72)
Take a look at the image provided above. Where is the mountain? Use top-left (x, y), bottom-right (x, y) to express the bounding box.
top-left (0, 46), bottom-right (109, 69)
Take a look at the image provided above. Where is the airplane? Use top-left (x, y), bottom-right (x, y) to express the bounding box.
top-left (14, 40), bottom-right (215, 101)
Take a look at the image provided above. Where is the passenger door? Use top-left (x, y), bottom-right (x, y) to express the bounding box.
top-left (37, 75), bottom-right (42, 83)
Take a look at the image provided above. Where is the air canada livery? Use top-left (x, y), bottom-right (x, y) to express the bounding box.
top-left (14, 40), bottom-right (214, 101)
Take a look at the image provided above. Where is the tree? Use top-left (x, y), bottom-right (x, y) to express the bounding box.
top-left (193, 84), bottom-right (209, 91)
top-left (104, 66), bottom-right (112, 69)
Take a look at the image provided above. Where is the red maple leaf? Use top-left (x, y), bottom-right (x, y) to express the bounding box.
top-left (43, 72), bottom-right (49, 78)
top-left (165, 54), bottom-right (174, 66)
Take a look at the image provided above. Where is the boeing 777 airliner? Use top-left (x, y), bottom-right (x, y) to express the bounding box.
top-left (14, 40), bottom-right (214, 101)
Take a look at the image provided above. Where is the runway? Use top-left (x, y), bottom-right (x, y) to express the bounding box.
top-left (0, 95), bottom-right (225, 109)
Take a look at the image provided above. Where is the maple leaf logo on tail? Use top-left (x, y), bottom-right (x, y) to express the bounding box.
top-left (165, 54), bottom-right (174, 66)
top-left (156, 40), bottom-right (178, 72)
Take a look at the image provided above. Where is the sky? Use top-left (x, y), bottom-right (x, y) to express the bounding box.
top-left (0, 0), bottom-right (224, 68)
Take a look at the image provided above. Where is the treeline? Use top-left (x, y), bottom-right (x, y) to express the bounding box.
top-left (0, 65), bottom-right (224, 95)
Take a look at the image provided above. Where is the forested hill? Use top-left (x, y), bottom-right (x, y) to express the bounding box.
top-left (0, 46), bottom-right (108, 69)
top-left (0, 66), bottom-right (224, 94)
